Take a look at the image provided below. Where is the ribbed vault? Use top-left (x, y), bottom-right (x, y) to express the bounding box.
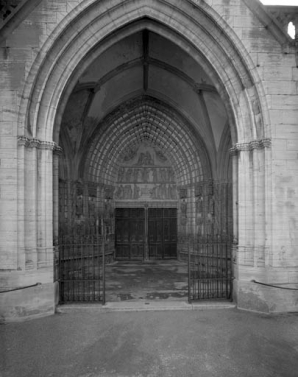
top-left (83, 97), bottom-right (211, 187)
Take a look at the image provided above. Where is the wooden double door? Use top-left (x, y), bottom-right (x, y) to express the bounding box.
top-left (115, 208), bottom-right (177, 260)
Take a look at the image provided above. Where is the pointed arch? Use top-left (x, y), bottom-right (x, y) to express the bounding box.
top-left (17, 0), bottom-right (269, 145)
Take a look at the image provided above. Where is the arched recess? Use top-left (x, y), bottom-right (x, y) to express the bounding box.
top-left (16, 0), bottom-right (272, 305)
top-left (58, 95), bottom-right (214, 257)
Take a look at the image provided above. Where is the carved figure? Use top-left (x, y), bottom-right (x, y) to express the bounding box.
top-left (151, 185), bottom-right (157, 199)
top-left (169, 185), bottom-right (177, 199)
top-left (118, 167), bottom-right (125, 182)
top-left (133, 169), bottom-right (140, 182)
top-left (133, 184), bottom-right (140, 199)
top-left (180, 201), bottom-right (187, 225)
top-left (153, 169), bottom-right (158, 183)
top-left (196, 197), bottom-right (203, 213)
top-left (160, 168), bottom-right (167, 182)
top-left (155, 150), bottom-right (167, 163)
top-left (142, 167), bottom-right (149, 183)
top-left (168, 168), bottom-right (175, 182)
top-left (181, 202), bottom-right (187, 216)
top-left (158, 184), bottom-right (167, 199)
top-left (124, 185), bottom-right (132, 199)
top-left (125, 168), bottom-right (132, 182)
top-left (88, 196), bottom-right (96, 216)
top-left (148, 168), bottom-right (154, 182)
top-left (208, 196), bottom-right (214, 216)
top-left (115, 185), bottom-right (124, 199)
top-left (137, 151), bottom-right (153, 166)
top-left (76, 195), bottom-right (83, 216)
top-left (123, 148), bottom-right (137, 162)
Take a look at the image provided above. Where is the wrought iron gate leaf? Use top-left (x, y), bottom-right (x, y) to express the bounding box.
top-left (57, 180), bottom-right (112, 304)
top-left (189, 180), bottom-right (233, 301)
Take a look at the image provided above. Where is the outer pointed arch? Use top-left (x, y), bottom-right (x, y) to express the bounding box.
top-left (18, 0), bottom-right (269, 146)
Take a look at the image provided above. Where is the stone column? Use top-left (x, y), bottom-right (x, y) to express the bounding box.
top-left (53, 146), bottom-right (62, 245)
top-left (252, 144), bottom-right (265, 268)
top-left (17, 137), bottom-right (61, 270)
top-left (230, 147), bottom-right (239, 243)
top-left (0, 137), bottom-right (61, 322)
top-left (24, 139), bottom-right (38, 271)
top-left (237, 143), bottom-right (254, 266)
top-left (264, 142), bottom-right (272, 268)
top-left (37, 143), bottom-right (54, 268)
top-left (234, 139), bottom-right (271, 268)
top-left (17, 137), bottom-right (27, 271)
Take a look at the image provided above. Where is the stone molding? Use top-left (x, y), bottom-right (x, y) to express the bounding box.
top-left (229, 139), bottom-right (271, 156)
top-left (18, 136), bottom-right (62, 154)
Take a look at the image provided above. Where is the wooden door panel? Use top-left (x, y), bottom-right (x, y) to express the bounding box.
top-left (131, 244), bottom-right (144, 259)
top-left (163, 243), bottom-right (177, 258)
top-left (116, 207), bottom-right (177, 260)
top-left (149, 244), bottom-right (163, 259)
top-left (148, 208), bottom-right (177, 259)
top-left (115, 208), bottom-right (145, 260)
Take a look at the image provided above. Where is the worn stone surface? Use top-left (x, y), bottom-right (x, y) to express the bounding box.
top-left (104, 260), bottom-right (188, 302)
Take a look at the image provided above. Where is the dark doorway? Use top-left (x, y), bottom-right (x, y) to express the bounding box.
top-left (148, 208), bottom-right (177, 259)
top-left (115, 208), bottom-right (145, 260)
top-left (115, 207), bottom-right (177, 260)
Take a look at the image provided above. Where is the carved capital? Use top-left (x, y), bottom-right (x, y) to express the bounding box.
top-left (17, 136), bottom-right (30, 147)
top-left (17, 136), bottom-right (62, 153)
top-left (230, 138), bottom-right (271, 154)
top-left (53, 145), bottom-right (63, 156)
top-left (229, 146), bottom-right (239, 156)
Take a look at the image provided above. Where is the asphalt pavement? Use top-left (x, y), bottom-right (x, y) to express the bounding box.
top-left (1, 307), bottom-right (298, 377)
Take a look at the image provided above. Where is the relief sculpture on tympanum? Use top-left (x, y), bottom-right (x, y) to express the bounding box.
top-left (114, 143), bottom-right (177, 202)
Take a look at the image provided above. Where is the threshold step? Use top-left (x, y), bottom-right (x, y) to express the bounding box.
top-left (57, 300), bottom-right (236, 313)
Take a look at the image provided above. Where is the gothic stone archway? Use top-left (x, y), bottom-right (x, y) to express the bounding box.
top-left (6, 0), bottom-right (290, 321)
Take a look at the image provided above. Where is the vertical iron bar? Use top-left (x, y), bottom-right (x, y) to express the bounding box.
top-left (73, 238), bottom-right (76, 302)
top-left (226, 241), bottom-right (228, 299)
top-left (102, 218), bottom-right (106, 305)
top-left (222, 239), bottom-right (225, 299)
top-left (206, 236), bottom-right (209, 299)
top-left (198, 238), bottom-right (201, 300)
top-left (81, 235), bottom-right (84, 302)
top-left (217, 236), bottom-right (219, 298)
top-left (93, 232), bottom-right (95, 302)
top-left (60, 239), bottom-right (63, 303)
top-left (188, 241), bottom-right (191, 303)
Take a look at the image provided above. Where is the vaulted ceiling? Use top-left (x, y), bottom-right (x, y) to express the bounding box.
top-left (60, 30), bottom-right (230, 182)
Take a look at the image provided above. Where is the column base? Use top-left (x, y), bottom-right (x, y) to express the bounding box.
top-left (234, 279), bottom-right (298, 314)
top-left (0, 282), bottom-right (57, 323)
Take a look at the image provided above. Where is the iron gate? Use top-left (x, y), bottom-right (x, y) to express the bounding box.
top-left (58, 227), bottom-right (106, 304)
top-left (188, 181), bottom-right (233, 301)
top-left (57, 179), bottom-right (114, 304)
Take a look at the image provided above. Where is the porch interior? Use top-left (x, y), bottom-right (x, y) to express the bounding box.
top-left (105, 260), bottom-right (188, 303)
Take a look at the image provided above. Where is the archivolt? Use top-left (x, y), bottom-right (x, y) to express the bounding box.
top-left (18, 0), bottom-right (269, 144)
top-left (82, 96), bottom-right (212, 187)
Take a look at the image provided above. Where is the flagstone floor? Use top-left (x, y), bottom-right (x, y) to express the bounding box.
top-left (105, 260), bottom-right (189, 302)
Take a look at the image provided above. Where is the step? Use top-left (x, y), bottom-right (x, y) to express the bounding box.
top-left (57, 300), bottom-right (236, 313)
